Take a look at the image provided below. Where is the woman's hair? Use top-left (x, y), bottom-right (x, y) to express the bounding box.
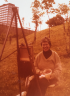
top-left (41, 37), bottom-right (51, 46)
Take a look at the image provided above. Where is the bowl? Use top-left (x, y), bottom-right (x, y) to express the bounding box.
top-left (45, 69), bottom-right (52, 79)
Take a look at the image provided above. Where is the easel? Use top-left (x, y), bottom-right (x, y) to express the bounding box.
top-left (0, 7), bottom-right (42, 96)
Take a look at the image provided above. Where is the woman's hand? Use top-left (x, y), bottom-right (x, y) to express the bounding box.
top-left (39, 71), bottom-right (44, 75)
top-left (44, 69), bottom-right (52, 80)
top-left (50, 73), bottom-right (55, 79)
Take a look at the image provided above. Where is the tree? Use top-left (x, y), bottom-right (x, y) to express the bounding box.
top-left (4, 0), bottom-right (8, 2)
top-left (52, 3), bottom-right (70, 55)
top-left (31, 0), bottom-right (44, 42)
top-left (51, 3), bottom-right (69, 18)
top-left (50, 3), bottom-right (70, 31)
top-left (41, 0), bottom-right (55, 38)
top-left (57, 3), bottom-right (69, 19)
top-left (46, 14), bottom-right (64, 27)
top-left (57, 3), bottom-right (70, 54)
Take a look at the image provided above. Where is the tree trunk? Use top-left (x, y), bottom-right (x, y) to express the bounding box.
top-left (63, 22), bottom-right (68, 53)
top-left (69, 27), bottom-right (70, 55)
top-left (47, 12), bottom-right (50, 38)
top-left (33, 21), bottom-right (37, 44)
top-left (68, 21), bottom-right (70, 55)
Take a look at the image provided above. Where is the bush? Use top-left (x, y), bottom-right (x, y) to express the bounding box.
top-left (46, 14), bottom-right (64, 27)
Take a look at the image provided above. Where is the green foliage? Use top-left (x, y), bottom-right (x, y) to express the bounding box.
top-left (58, 3), bottom-right (69, 15)
top-left (41, 0), bottom-right (55, 9)
top-left (46, 14), bottom-right (64, 27)
top-left (41, 0), bottom-right (55, 13)
top-left (4, 0), bottom-right (8, 2)
top-left (51, 3), bottom-right (69, 17)
top-left (31, 0), bottom-right (44, 30)
top-left (32, 0), bottom-right (40, 8)
top-left (31, 0), bottom-right (55, 31)
top-left (40, 0), bottom-right (55, 38)
top-left (31, 0), bottom-right (40, 25)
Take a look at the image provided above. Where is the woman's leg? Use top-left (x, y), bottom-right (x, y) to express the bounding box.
top-left (26, 77), bottom-right (49, 96)
top-left (39, 78), bottom-right (49, 96)
top-left (26, 77), bottom-right (40, 96)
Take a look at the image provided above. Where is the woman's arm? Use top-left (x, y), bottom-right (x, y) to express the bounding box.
top-left (34, 55), bottom-right (43, 75)
top-left (50, 52), bottom-right (62, 80)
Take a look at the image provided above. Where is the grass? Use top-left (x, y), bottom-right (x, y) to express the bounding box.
top-left (0, 22), bottom-right (70, 96)
top-left (0, 24), bottom-right (34, 44)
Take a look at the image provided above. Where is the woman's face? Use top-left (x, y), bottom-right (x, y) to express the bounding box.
top-left (41, 41), bottom-right (50, 52)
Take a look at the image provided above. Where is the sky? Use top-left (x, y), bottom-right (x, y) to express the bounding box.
top-left (0, 0), bottom-right (70, 31)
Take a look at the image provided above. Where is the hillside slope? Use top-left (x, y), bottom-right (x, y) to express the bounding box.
top-left (0, 24), bottom-right (34, 44)
top-left (0, 23), bottom-right (70, 96)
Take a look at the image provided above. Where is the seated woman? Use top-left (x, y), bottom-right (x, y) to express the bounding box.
top-left (26, 37), bottom-right (62, 96)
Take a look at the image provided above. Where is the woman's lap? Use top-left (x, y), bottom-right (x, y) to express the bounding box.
top-left (26, 76), bottom-right (57, 96)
